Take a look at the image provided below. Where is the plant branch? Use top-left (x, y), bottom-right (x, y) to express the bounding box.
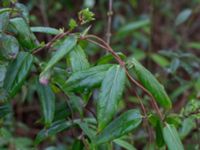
top-left (32, 30), bottom-right (71, 54)
top-left (106, 0), bottom-right (113, 44)
top-left (83, 34), bottom-right (164, 120)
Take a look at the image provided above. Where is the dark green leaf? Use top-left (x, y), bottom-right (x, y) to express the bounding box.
top-left (0, 34), bottom-right (19, 60)
top-left (163, 123), bottom-right (184, 150)
top-left (35, 118), bottom-right (95, 145)
top-left (63, 64), bottom-right (112, 92)
top-left (72, 139), bottom-right (84, 150)
top-left (128, 58), bottom-right (172, 109)
top-left (0, 104), bottom-right (11, 118)
top-left (3, 52), bottom-right (33, 99)
top-left (9, 17), bottom-right (38, 50)
top-left (37, 82), bottom-right (55, 127)
top-left (155, 121), bottom-right (165, 147)
top-left (97, 65), bottom-right (126, 130)
top-left (31, 27), bottom-right (62, 35)
top-left (68, 45), bottom-right (90, 72)
top-left (40, 36), bottom-right (77, 77)
top-left (94, 109), bottom-right (142, 145)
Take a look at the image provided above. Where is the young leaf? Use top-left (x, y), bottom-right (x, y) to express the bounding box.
top-left (3, 52), bottom-right (33, 99)
top-left (37, 82), bottom-right (55, 127)
top-left (40, 36), bottom-right (77, 77)
top-left (97, 65), bottom-right (126, 131)
top-left (63, 64), bottom-right (112, 92)
top-left (163, 123), bottom-right (184, 150)
top-left (94, 109), bottom-right (142, 145)
top-left (0, 34), bottom-right (19, 60)
top-left (68, 45), bottom-right (90, 72)
top-left (128, 58), bottom-right (172, 109)
top-left (31, 27), bottom-right (62, 35)
top-left (9, 17), bottom-right (38, 50)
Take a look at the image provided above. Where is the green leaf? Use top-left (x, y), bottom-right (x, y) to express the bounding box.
top-left (175, 9), bottom-right (192, 26)
top-left (3, 52), bottom-right (33, 99)
top-left (0, 64), bottom-right (7, 87)
top-left (128, 58), bottom-right (172, 109)
top-left (31, 27), bottom-right (62, 35)
top-left (0, 34), bottom-right (19, 60)
top-left (118, 19), bottom-right (150, 36)
top-left (0, 8), bottom-right (18, 15)
top-left (35, 118), bottom-right (95, 145)
top-left (97, 52), bottom-right (126, 65)
top-left (179, 118), bottom-right (196, 139)
top-left (94, 109), bottom-right (142, 145)
top-left (63, 64), bottom-right (112, 92)
top-left (9, 17), bottom-right (38, 50)
top-left (155, 121), bottom-right (165, 147)
top-left (0, 12), bottom-right (9, 32)
top-left (0, 104), bottom-right (11, 118)
top-left (97, 65), bottom-right (126, 130)
top-left (163, 123), bottom-right (184, 150)
top-left (68, 45), bottom-right (90, 72)
top-left (114, 139), bottom-right (137, 150)
top-left (40, 36), bottom-right (77, 77)
top-left (69, 19), bottom-right (78, 30)
top-left (37, 82), bottom-right (55, 127)
top-left (78, 8), bottom-right (95, 24)
top-left (150, 53), bottom-right (169, 67)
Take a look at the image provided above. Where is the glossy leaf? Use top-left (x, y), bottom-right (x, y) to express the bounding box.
top-left (9, 17), bottom-right (38, 50)
top-left (40, 36), bottom-right (77, 77)
top-left (128, 58), bottom-right (172, 109)
top-left (97, 65), bottom-right (126, 130)
top-left (0, 34), bottom-right (19, 60)
top-left (163, 123), bottom-right (184, 150)
top-left (37, 82), bottom-right (55, 127)
top-left (35, 118), bottom-right (95, 145)
top-left (3, 52), bottom-right (33, 99)
top-left (31, 27), bottom-right (62, 35)
top-left (69, 45), bottom-right (90, 72)
top-left (63, 64), bottom-right (112, 92)
top-left (94, 109), bottom-right (142, 145)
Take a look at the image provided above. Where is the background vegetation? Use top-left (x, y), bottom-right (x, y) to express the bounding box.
top-left (0, 0), bottom-right (200, 149)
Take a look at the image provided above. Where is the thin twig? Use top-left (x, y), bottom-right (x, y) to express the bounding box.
top-left (106, 0), bottom-right (113, 44)
top-left (83, 35), bottom-right (164, 120)
top-left (32, 30), bottom-right (71, 54)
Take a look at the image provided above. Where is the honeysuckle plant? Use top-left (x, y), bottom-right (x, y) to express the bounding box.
top-left (0, 1), bottom-right (199, 150)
